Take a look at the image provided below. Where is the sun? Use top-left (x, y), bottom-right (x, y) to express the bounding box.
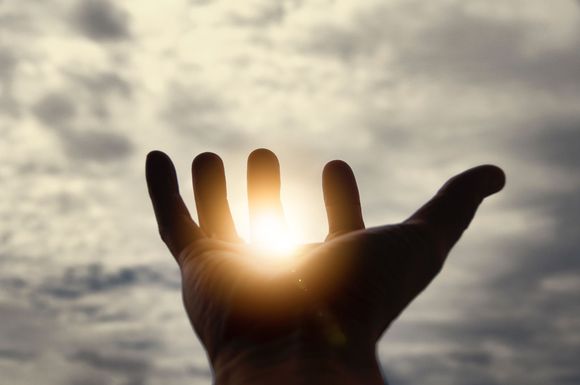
top-left (251, 212), bottom-right (297, 262)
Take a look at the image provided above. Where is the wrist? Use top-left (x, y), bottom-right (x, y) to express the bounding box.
top-left (211, 336), bottom-right (386, 385)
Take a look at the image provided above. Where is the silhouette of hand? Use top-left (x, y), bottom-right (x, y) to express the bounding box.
top-left (146, 149), bottom-right (505, 385)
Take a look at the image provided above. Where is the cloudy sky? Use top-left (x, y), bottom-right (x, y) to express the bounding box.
top-left (1, 0), bottom-right (579, 384)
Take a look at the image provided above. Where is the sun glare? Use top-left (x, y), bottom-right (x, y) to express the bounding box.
top-left (251, 212), bottom-right (297, 262)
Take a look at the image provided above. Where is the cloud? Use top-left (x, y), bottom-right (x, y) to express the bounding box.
top-left (0, 349), bottom-right (36, 362)
top-left (0, 49), bottom-right (18, 80)
top-left (62, 129), bottom-right (133, 161)
top-left (395, 11), bottom-right (580, 95)
top-left (70, 349), bottom-right (149, 373)
top-left (226, 2), bottom-right (287, 27)
top-left (67, 70), bottom-right (132, 98)
top-left (71, 0), bottom-right (131, 42)
top-left (32, 89), bottom-right (133, 162)
top-left (297, 1), bottom-right (580, 97)
top-left (39, 263), bottom-right (180, 301)
top-left (516, 114), bottom-right (580, 171)
top-left (161, 84), bottom-right (250, 150)
top-left (33, 92), bottom-right (77, 128)
top-left (0, 263), bottom-right (204, 384)
top-left (0, 48), bottom-right (21, 116)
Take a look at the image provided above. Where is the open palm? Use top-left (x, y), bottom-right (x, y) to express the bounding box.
top-left (146, 149), bottom-right (505, 385)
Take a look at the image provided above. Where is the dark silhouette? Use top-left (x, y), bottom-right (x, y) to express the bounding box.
top-left (145, 149), bottom-right (505, 385)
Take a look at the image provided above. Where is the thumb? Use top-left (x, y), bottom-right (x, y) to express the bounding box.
top-left (406, 165), bottom-right (506, 256)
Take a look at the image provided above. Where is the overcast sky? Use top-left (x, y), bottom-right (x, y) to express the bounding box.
top-left (1, 1), bottom-right (579, 384)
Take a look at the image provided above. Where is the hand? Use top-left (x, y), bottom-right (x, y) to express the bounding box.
top-left (145, 149), bottom-right (505, 385)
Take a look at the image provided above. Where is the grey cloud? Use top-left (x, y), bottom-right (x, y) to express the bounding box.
top-left (0, 276), bottom-right (27, 292)
top-left (300, 3), bottom-right (580, 96)
top-left (71, 0), bottom-right (130, 42)
top-left (449, 289), bottom-right (577, 382)
top-left (32, 69), bottom-right (133, 130)
top-left (115, 339), bottom-right (160, 352)
top-left (398, 12), bottom-right (580, 94)
top-left (62, 129), bottom-right (133, 162)
top-left (487, 113), bottom-right (580, 281)
top-left (300, 22), bottom-right (374, 62)
top-left (0, 48), bottom-right (21, 116)
top-left (496, 190), bottom-right (580, 288)
top-left (0, 349), bottom-right (36, 362)
top-left (0, 303), bottom-right (55, 361)
top-left (0, 261), bottom-right (196, 382)
top-left (557, 374), bottom-right (580, 385)
top-left (13, 161), bottom-right (65, 176)
top-left (188, 365), bottom-right (212, 378)
top-left (70, 349), bottom-right (149, 373)
top-left (227, 3), bottom-right (286, 27)
top-left (66, 71), bottom-right (132, 98)
top-left (31, 79), bottom-right (134, 161)
top-left (162, 85), bottom-right (249, 149)
top-left (514, 114), bottom-right (580, 171)
top-left (64, 70), bottom-right (133, 119)
top-left (384, 320), bottom-right (550, 385)
top-left (448, 350), bottom-right (492, 367)
top-left (32, 92), bottom-right (77, 128)
top-left (40, 263), bottom-right (179, 301)
top-left (0, 49), bottom-right (17, 79)
top-left (65, 374), bottom-right (111, 385)
top-left (32, 92), bottom-right (133, 161)
top-left (225, 0), bottom-right (305, 27)
top-left (383, 353), bottom-right (499, 385)
top-left (0, 11), bottom-right (33, 35)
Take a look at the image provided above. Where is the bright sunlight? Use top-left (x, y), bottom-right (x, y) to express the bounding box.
top-left (251, 212), bottom-right (297, 262)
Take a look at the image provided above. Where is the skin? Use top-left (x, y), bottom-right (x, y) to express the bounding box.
top-left (145, 149), bottom-right (505, 385)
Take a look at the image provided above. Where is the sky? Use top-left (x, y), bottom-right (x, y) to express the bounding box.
top-left (0, 0), bottom-right (579, 384)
